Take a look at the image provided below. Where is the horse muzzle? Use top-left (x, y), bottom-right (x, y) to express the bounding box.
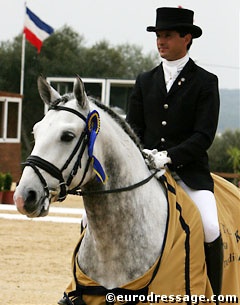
top-left (14, 184), bottom-right (50, 218)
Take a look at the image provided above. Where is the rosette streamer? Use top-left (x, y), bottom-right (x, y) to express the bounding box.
top-left (86, 110), bottom-right (107, 183)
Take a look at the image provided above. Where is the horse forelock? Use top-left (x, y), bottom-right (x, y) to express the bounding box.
top-left (51, 93), bottom-right (74, 106)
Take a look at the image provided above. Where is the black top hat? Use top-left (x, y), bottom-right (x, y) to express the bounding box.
top-left (147, 7), bottom-right (202, 38)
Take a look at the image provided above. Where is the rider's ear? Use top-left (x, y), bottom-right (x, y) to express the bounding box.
top-left (37, 76), bottom-right (61, 105)
top-left (74, 76), bottom-right (89, 109)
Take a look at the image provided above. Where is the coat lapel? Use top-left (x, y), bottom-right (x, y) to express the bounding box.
top-left (157, 63), bottom-right (168, 97)
top-left (167, 59), bottom-right (196, 96)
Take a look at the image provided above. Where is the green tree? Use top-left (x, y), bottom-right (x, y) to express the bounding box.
top-left (208, 129), bottom-right (240, 173)
top-left (116, 43), bottom-right (159, 79)
top-left (0, 37), bottom-right (23, 93)
top-left (83, 40), bottom-right (124, 78)
top-left (82, 40), bottom-right (158, 78)
top-left (40, 25), bottom-right (87, 76)
top-left (0, 26), bottom-right (158, 160)
top-left (227, 146), bottom-right (240, 184)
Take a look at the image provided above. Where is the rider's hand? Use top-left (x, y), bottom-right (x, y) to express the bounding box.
top-left (143, 149), bottom-right (171, 169)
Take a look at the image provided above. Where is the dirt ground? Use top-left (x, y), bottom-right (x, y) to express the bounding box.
top-left (0, 196), bottom-right (84, 305)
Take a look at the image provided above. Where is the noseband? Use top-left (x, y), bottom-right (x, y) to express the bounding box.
top-left (23, 104), bottom-right (91, 202)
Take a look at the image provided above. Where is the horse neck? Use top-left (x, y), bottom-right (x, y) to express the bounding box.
top-left (83, 142), bottom-right (151, 241)
top-left (79, 117), bottom-right (168, 287)
top-left (82, 118), bottom-right (155, 239)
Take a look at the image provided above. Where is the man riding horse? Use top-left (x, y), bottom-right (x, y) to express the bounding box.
top-left (126, 7), bottom-right (222, 297)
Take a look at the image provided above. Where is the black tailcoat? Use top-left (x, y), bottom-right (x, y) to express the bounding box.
top-left (126, 59), bottom-right (220, 192)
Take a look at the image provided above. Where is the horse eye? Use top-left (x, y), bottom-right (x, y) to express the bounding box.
top-left (61, 131), bottom-right (75, 142)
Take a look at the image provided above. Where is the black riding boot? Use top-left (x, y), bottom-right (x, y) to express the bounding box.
top-left (58, 296), bottom-right (70, 305)
top-left (58, 298), bottom-right (68, 305)
top-left (204, 235), bottom-right (223, 299)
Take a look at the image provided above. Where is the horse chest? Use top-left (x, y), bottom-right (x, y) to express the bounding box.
top-left (77, 226), bottom-right (164, 288)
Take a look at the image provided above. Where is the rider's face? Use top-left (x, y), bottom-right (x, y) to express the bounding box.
top-left (156, 30), bottom-right (192, 61)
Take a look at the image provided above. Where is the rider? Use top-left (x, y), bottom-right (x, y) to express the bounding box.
top-left (126, 7), bottom-right (223, 297)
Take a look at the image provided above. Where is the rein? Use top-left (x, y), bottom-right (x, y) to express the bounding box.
top-left (73, 169), bottom-right (159, 197)
top-left (23, 103), bottom-right (158, 200)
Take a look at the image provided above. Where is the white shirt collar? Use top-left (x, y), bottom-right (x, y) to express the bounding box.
top-left (162, 53), bottom-right (189, 91)
top-left (162, 53), bottom-right (190, 72)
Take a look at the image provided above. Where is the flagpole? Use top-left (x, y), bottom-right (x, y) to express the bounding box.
top-left (20, 2), bottom-right (26, 95)
top-left (20, 33), bottom-right (26, 95)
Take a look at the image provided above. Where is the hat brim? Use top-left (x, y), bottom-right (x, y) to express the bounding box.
top-left (146, 24), bottom-right (202, 38)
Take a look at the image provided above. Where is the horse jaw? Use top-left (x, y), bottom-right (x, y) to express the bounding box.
top-left (37, 76), bottom-right (61, 105)
top-left (74, 76), bottom-right (89, 109)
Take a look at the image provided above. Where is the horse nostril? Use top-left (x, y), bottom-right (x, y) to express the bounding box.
top-left (25, 190), bottom-right (37, 206)
top-left (23, 189), bottom-right (39, 214)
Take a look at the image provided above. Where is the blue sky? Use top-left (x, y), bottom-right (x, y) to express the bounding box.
top-left (2, 0), bottom-right (240, 89)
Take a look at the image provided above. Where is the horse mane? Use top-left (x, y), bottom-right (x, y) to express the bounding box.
top-left (90, 98), bottom-right (142, 151)
top-left (54, 93), bottom-right (142, 152)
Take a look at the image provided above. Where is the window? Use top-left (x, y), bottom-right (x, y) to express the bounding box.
top-left (0, 100), bottom-right (4, 138)
top-left (46, 77), bottom-right (135, 117)
top-left (0, 95), bottom-right (22, 143)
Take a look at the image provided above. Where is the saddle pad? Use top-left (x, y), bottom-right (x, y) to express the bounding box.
top-left (64, 172), bottom-right (240, 304)
top-left (212, 173), bottom-right (240, 296)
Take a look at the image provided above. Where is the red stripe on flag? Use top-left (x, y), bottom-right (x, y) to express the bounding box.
top-left (24, 27), bottom-right (43, 53)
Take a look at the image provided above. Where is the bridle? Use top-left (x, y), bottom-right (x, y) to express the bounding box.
top-left (23, 104), bottom-right (90, 202)
top-left (23, 103), bottom-right (159, 202)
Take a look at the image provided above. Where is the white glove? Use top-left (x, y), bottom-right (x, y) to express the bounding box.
top-left (143, 149), bottom-right (171, 169)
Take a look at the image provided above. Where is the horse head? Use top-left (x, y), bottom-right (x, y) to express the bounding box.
top-left (14, 76), bottom-right (101, 217)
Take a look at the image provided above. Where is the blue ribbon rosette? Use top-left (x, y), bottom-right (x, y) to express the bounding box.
top-left (86, 110), bottom-right (107, 183)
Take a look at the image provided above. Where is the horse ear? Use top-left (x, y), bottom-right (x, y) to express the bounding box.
top-left (74, 76), bottom-right (89, 109)
top-left (37, 76), bottom-right (61, 105)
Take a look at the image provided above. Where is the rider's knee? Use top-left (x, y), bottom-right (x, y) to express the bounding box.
top-left (203, 221), bottom-right (220, 243)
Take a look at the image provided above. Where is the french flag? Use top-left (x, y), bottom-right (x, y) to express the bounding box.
top-left (24, 7), bottom-right (54, 53)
